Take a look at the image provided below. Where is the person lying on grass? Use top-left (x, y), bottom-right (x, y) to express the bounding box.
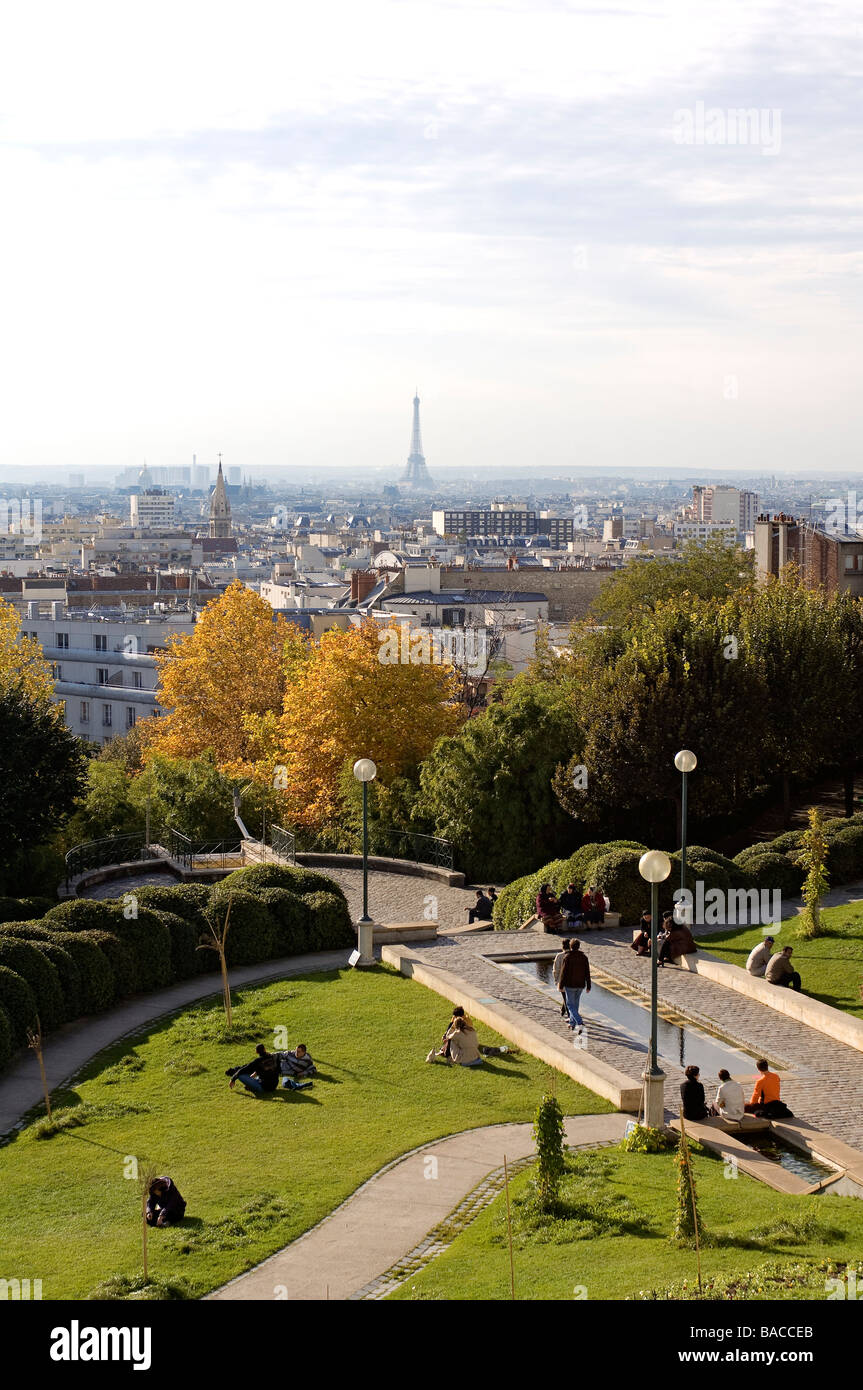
top-left (145, 1177), bottom-right (187, 1227)
top-left (226, 1043), bottom-right (313, 1097)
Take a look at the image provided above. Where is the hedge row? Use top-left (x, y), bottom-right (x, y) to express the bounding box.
top-left (492, 812), bottom-right (863, 929)
top-left (0, 864), bottom-right (354, 1073)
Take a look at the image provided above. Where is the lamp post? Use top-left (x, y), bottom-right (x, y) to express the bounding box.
top-left (353, 758), bottom-right (377, 965)
top-left (674, 749), bottom-right (697, 921)
top-left (638, 849), bottom-right (672, 1128)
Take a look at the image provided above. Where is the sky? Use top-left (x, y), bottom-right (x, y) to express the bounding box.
top-left (1, 1), bottom-right (861, 478)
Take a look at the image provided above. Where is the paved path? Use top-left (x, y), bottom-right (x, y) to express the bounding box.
top-left (207, 1113), bottom-right (629, 1301)
top-left (0, 949), bottom-right (350, 1140)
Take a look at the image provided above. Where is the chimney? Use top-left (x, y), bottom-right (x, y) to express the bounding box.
top-left (351, 569), bottom-right (377, 604)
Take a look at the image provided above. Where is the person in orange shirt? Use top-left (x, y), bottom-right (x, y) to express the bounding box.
top-left (744, 1058), bottom-right (793, 1118)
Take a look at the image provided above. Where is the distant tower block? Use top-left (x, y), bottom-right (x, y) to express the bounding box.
top-left (209, 457), bottom-right (233, 538)
top-left (401, 391), bottom-right (433, 488)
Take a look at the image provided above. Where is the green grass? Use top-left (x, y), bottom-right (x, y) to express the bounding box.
top-left (388, 1147), bottom-right (863, 1301)
top-left (0, 965), bottom-right (609, 1300)
top-left (706, 901), bottom-right (863, 1019)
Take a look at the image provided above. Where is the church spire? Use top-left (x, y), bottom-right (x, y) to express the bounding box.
top-left (209, 457), bottom-right (232, 538)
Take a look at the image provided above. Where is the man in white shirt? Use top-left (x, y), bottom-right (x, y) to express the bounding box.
top-left (746, 935), bottom-right (775, 977)
top-left (714, 1068), bottom-right (745, 1121)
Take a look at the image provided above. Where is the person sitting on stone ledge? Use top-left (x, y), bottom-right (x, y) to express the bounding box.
top-left (631, 920), bottom-right (651, 956)
top-left (679, 1064), bottom-right (710, 1121)
top-left (713, 1068), bottom-right (745, 1122)
top-left (536, 883), bottom-right (565, 931)
top-left (765, 945), bottom-right (802, 992)
top-left (746, 935), bottom-right (775, 977)
top-left (659, 918), bottom-right (697, 967)
top-left (558, 882), bottom-right (583, 924)
top-left (744, 1058), bottom-right (793, 1118)
top-left (467, 889), bottom-right (494, 924)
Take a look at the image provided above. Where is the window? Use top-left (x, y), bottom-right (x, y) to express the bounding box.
top-left (56, 632), bottom-right (69, 649)
top-left (80, 701), bottom-right (89, 723)
top-left (97, 667), bottom-right (109, 685)
top-left (102, 704), bottom-right (112, 727)
top-left (133, 671), bottom-right (143, 689)
top-left (53, 664), bottom-right (62, 680)
top-left (126, 707), bottom-right (136, 729)
top-left (93, 633), bottom-right (107, 651)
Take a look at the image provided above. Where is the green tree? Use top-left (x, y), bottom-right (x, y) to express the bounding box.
top-left (590, 537), bottom-right (754, 628)
top-left (0, 688), bottom-right (87, 893)
top-left (416, 681), bottom-right (581, 881)
top-left (672, 1122), bottom-right (705, 1255)
top-left (533, 1092), bottom-right (566, 1210)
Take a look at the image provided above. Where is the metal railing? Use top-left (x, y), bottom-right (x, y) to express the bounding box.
top-left (65, 832), bottom-right (159, 889)
top-left (168, 828), bottom-right (244, 872)
top-left (368, 827), bottom-right (455, 870)
top-left (270, 825), bottom-right (296, 863)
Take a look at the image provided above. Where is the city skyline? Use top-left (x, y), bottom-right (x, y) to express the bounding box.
top-left (1, 1), bottom-right (861, 476)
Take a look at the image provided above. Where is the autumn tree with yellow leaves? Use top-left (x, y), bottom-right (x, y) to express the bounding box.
top-left (0, 595), bottom-right (55, 704)
top-left (143, 581), bottom-right (305, 774)
top-left (246, 620), bottom-right (463, 831)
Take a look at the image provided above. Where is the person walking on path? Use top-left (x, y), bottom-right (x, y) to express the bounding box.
top-left (558, 938), bottom-right (591, 1034)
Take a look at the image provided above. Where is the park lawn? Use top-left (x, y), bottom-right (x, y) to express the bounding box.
top-left (706, 901), bottom-right (863, 1020)
top-left (388, 1146), bottom-right (863, 1301)
top-left (0, 964), bottom-right (610, 1301)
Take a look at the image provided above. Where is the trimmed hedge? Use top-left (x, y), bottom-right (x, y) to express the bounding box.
top-left (304, 891), bottom-right (355, 950)
top-left (205, 891), bottom-right (276, 967)
top-left (0, 897), bottom-right (36, 924)
top-left (135, 884), bottom-right (210, 931)
top-left (112, 909), bottom-right (173, 993)
top-left (0, 965), bottom-right (38, 1046)
top-left (49, 932), bottom-right (116, 1013)
top-left (257, 888), bottom-right (312, 955)
top-left (827, 825), bottom-right (863, 882)
top-left (19, 896), bottom-right (57, 918)
top-left (213, 863), bottom-right (348, 903)
top-left (43, 899), bottom-right (127, 934)
top-left (734, 850), bottom-right (803, 898)
top-left (0, 937), bottom-right (65, 1031)
top-left (0, 926), bottom-right (83, 1023)
top-left (154, 911), bottom-right (200, 982)
top-left (0, 1003), bottom-right (11, 1072)
top-left (80, 931), bottom-right (138, 1000)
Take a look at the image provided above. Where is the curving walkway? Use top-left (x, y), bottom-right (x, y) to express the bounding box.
top-left (207, 1113), bottom-right (629, 1301)
top-left (0, 948), bottom-right (350, 1140)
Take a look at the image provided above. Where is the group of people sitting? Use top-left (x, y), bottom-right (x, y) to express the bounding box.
top-left (466, 887), bottom-right (498, 923)
top-left (746, 937), bottom-right (803, 992)
top-left (680, 1058), bottom-right (793, 1123)
top-left (630, 909), bottom-right (697, 965)
top-left (426, 1005), bottom-right (512, 1067)
top-left (537, 883), bottom-right (608, 932)
top-left (225, 1042), bottom-right (318, 1097)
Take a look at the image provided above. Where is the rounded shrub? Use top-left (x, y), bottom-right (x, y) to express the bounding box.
top-left (581, 849), bottom-right (647, 926)
top-left (79, 931), bottom-right (137, 999)
top-left (685, 846), bottom-right (749, 889)
top-left (205, 891), bottom-right (276, 967)
top-left (0, 1002), bottom-right (11, 1071)
top-left (0, 965), bottom-right (38, 1047)
top-left (43, 899), bottom-right (127, 934)
top-left (686, 857), bottom-right (731, 897)
top-left (561, 843), bottom-right (608, 889)
top-left (304, 890), bottom-right (355, 950)
top-left (19, 896), bottom-right (56, 917)
top-left (46, 932), bottom-right (116, 1012)
top-left (0, 925), bottom-right (82, 1022)
top-left (135, 884), bottom-right (210, 931)
top-left (110, 909), bottom-right (172, 993)
top-left (492, 872), bottom-right (534, 931)
top-left (767, 831), bottom-right (803, 855)
top-left (154, 911), bottom-right (199, 981)
top-left (738, 851), bottom-right (803, 898)
top-left (257, 888), bottom-right (311, 955)
top-left (824, 824), bottom-right (863, 883)
top-left (0, 938), bottom-right (65, 1031)
top-left (213, 863), bottom-right (348, 903)
top-left (0, 897), bottom-right (34, 924)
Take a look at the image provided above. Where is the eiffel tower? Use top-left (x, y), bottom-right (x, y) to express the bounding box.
top-left (401, 391), bottom-right (433, 488)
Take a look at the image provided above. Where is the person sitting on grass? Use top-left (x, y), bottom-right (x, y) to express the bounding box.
top-left (744, 1058), bottom-right (794, 1119)
top-left (226, 1043), bottom-right (282, 1097)
top-left (145, 1176), bottom-right (187, 1227)
top-left (446, 1016), bottom-right (484, 1068)
top-left (429, 1005), bottom-right (509, 1062)
top-left (278, 1044), bottom-right (317, 1088)
top-left (765, 945), bottom-right (802, 992)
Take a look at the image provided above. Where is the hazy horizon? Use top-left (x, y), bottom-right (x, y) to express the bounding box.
top-left (2, 2), bottom-right (861, 476)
